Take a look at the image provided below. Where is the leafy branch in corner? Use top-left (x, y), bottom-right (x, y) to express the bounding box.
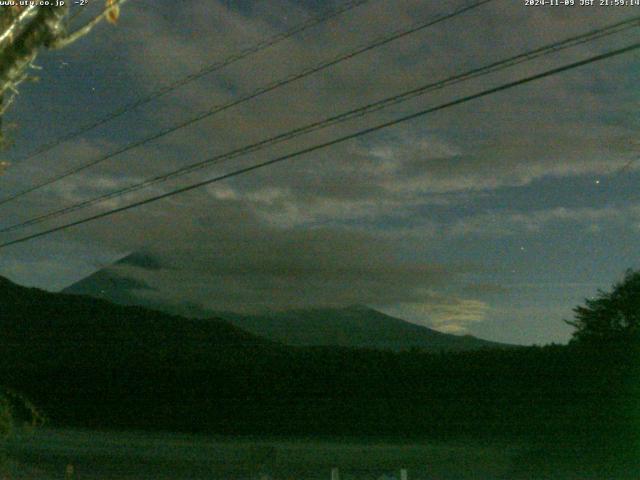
top-left (0, 0), bottom-right (125, 165)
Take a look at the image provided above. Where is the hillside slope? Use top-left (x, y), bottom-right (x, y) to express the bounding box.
top-left (1, 273), bottom-right (635, 457)
top-left (216, 306), bottom-right (509, 351)
top-left (1, 274), bottom-right (274, 370)
top-left (63, 258), bottom-right (511, 352)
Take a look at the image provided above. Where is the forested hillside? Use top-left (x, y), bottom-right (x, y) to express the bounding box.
top-left (1, 274), bottom-right (638, 476)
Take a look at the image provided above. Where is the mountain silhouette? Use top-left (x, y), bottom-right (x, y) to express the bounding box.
top-left (63, 255), bottom-right (511, 352)
top-left (214, 306), bottom-right (509, 351)
top-left (1, 273), bottom-right (272, 360)
top-left (1, 272), bottom-right (633, 460)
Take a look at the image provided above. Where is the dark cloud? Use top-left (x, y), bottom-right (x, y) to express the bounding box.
top-left (90, 201), bottom-right (457, 313)
top-left (462, 283), bottom-right (510, 296)
top-left (117, 251), bottom-right (164, 271)
top-left (1, 0), bottom-right (639, 342)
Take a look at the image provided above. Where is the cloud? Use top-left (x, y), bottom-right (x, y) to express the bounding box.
top-left (74, 196), bottom-right (457, 313)
top-left (1, 0), bottom-right (639, 345)
top-left (462, 282), bottom-right (510, 295)
top-left (5, 0), bottom-right (638, 231)
top-left (117, 251), bottom-right (164, 271)
top-left (448, 205), bottom-right (640, 237)
top-left (380, 296), bottom-right (490, 334)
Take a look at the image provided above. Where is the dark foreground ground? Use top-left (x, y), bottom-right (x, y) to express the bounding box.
top-left (1, 278), bottom-right (638, 478)
top-left (1, 428), bottom-right (519, 479)
top-left (1, 427), bottom-right (638, 480)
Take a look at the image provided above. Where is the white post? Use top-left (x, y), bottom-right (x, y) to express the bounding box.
top-left (400, 468), bottom-right (408, 480)
top-left (331, 467), bottom-right (340, 480)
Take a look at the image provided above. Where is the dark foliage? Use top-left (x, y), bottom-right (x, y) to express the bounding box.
top-left (1, 275), bottom-right (638, 477)
top-left (567, 269), bottom-right (640, 345)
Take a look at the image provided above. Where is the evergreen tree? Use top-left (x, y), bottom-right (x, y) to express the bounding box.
top-left (567, 269), bottom-right (640, 345)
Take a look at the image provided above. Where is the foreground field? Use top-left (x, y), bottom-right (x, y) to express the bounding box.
top-left (1, 428), bottom-right (524, 480)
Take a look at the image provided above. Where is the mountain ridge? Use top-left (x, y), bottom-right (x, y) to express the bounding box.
top-left (211, 305), bottom-right (508, 351)
top-left (62, 262), bottom-right (512, 352)
top-left (0, 273), bottom-right (272, 349)
top-left (0, 273), bottom-right (625, 447)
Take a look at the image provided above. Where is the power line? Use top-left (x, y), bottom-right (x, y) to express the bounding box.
top-left (1, 15), bottom-right (638, 234)
top-left (10, 0), bottom-right (371, 164)
top-left (1, 40), bottom-right (638, 250)
top-left (0, 0), bottom-right (495, 207)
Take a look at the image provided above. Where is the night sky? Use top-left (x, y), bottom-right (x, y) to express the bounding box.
top-left (0, 0), bottom-right (638, 345)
